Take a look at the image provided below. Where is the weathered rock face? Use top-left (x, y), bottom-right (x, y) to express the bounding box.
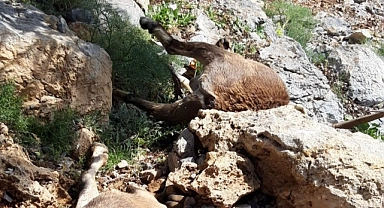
top-left (0, 1), bottom-right (112, 118)
top-left (328, 45), bottom-right (384, 107)
top-left (259, 38), bottom-right (344, 124)
top-left (0, 123), bottom-right (72, 207)
top-left (167, 153), bottom-right (260, 208)
top-left (107, 0), bottom-right (146, 26)
top-left (190, 151), bottom-right (260, 208)
top-left (189, 106), bottom-right (384, 208)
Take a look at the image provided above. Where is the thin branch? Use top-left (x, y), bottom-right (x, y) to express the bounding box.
top-left (332, 111), bottom-right (384, 129)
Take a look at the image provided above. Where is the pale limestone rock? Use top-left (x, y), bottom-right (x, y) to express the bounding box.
top-left (116, 159), bottom-right (129, 169)
top-left (148, 176), bottom-right (166, 193)
top-left (190, 151), bottom-right (260, 208)
top-left (0, 1), bottom-right (112, 119)
top-left (327, 45), bottom-right (384, 107)
top-left (107, 0), bottom-right (145, 26)
top-left (189, 105), bottom-right (384, 207)
top-left (167, 152), bottom-right (259, 208)
top-left (140, 168), bottom-right (162, 183)
top-left (0, 124), bottom-right (72, 207)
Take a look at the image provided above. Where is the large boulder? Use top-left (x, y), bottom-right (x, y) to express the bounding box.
top-left (0, 1), bottom-right (112, 118)
top-left (189, 105), bottom-right (384, 207)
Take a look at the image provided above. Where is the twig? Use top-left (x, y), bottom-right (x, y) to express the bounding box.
top-left (332, 111), bottom-right (384, 129)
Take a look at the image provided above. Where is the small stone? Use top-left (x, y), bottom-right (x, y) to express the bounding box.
top-left (140, 169), bottom-right (162, 183)
top-left (116, 160), bottom-right (129, 169)
top-left (148, 176), bottom-right (166, 193)
top-left (168, 194), bottom-right (185, 202)
top-left (45, 15), bottom-right (58, 30)
top-left (0, 123), bottom-right (8, 135)
top-left (165, 201), bottom-right (182, 208)
top-left (57, 15), bottom-right (68, 33)
top-left (2, 191), bottom-right (13, 203)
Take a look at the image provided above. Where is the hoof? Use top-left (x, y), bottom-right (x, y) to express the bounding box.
top-left (139, 17), bottom-right (160, 33)
top-left (215, 38), bottom-right (230, 50)
top-left (91, 142), bottom-right (109, 164)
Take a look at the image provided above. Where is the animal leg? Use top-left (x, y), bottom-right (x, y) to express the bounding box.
top-left (113, 89), bottom-right (204, 123)
top-left (139, 17), bottom-right (224, 66)
top-left (76, 143), bottom-right (109, 208)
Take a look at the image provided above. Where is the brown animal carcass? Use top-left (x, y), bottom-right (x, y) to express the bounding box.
top-left (113, 17), bottom-right (289, 123)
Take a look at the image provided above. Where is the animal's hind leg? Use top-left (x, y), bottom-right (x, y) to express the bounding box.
top-left (139, 17), bottom-right (221, 65)
top-left (76, 143), bottom-right (109, 208)
top-left (113, 89), bottom-right (204, 124)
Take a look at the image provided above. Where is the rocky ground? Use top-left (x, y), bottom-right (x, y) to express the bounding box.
top-left (1, 0), bottom-right (384, 207)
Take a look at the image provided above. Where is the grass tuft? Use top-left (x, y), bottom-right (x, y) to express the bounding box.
top-left (149, 1), bottom-right (196, 30)
top-left (265, 0), bottom-right (317, 47)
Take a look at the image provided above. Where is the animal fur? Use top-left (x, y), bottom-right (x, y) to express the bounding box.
top-left (76, 143), bottom-right (166, 208)
top-left (113, 17), bottom-right (289, 123)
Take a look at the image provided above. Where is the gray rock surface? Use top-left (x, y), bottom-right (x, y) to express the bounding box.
top-left (215, 0), bottom-right (267, 30)
top-left (320, 16), bottom-right (352, 36)
top-left (189, 105), bottom-right (384, 207)
top-left (168, 152), bottom-right (260, 208)
top-left (190, 10), bottom-right (223, 44)
top-left (107, 0), bottom-right (145, 26)
top-left (259, 38), bottom-right (344, 123)
top-left (327, 45), bottom-right (384, 106)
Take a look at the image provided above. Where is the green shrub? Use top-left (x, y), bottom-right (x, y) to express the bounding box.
top-left (100, 103), bottom-right (182, 170)
top-left (0, 82), bottom-right (81, 159)
top-left (0, 82), bottom-right (29, 132)
top-left (306, 50), bottom-right (327, 67)
top-left (86, 0), bottom-right (177, 101)
top-left (356, 123), bottom-right (384, 141)
top-left (27, 108), bottom-right (79, 159)
top-left (265, 0), bottom-right (317, 47)
top-left (205, 6), bottom-right (227, 29)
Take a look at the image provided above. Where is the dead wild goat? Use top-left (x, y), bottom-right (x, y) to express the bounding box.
top-left (113, 17), bottom-right (290, 123)
top-left (76, 143), bottom-right (166, 208)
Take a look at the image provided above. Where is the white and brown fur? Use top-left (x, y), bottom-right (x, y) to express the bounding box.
top-left (76, 143), bottom-right (166, 208)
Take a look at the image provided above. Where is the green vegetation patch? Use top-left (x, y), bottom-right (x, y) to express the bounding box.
top-left (149, 1), bottom-right (196, 30)
top-left (377, 42), bottom-right (384, 57)
top-left (265, 0), bottom-right (317, 47)
top-left (0, 82), bottom-right (79, 159)
top-left (356, 123), bottom-right (384, 141)
top-left (100, 103), bottom-right (182, 170)
top-left (0, 82), bottom-right (29, 132)
top-left (27, 108), bottom-right (79, 159)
